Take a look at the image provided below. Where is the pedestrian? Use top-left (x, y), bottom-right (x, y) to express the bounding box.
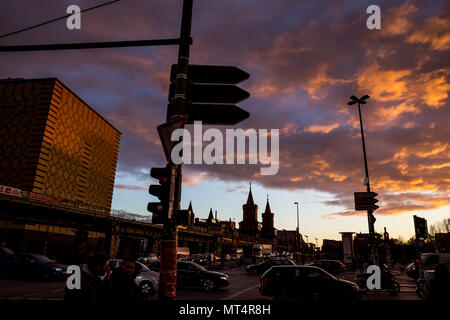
top-left (111, 257), bottom-right (139, 302)
top-left (64, 253), bottom-right (111, 302)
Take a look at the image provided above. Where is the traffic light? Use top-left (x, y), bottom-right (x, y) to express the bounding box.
top-left (384, 232), bottom-right (389, 242)
top-left (147, 163), bottom-right (176, 224)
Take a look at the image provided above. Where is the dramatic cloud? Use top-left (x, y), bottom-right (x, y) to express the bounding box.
top-left (1, 0), bottom-right (448, 219)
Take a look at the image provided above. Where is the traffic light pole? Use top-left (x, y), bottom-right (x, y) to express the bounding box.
top-left (159, 0), bottom-right (193, 301)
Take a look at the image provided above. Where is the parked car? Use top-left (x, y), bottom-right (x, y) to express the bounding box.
top-left (149, 260), bottom-right (229, 291)
top-left (419, 253), bottom-right (450, 276)
top-left (109, 258), bottom-right (159, 298)
top-left (0, 253), bottom-right (67, 280)
top-left (203, 253), bottom-right (218, 265)
top-left (246, 257), bottom-right (296, 275)
top-left (137, 254), bottom-right (158, 266)
top-left (260, 265), bottom-right (360, 301)
top-left (147, 259), bottom-right (160, 272)
top-left (309, 260), bottom-right (346, 275)
top-left (189, 254), bottom-right (206, 265)
top-left (0, 247), bottom-right (14, 259)
top-left (0, 247), bottom-right (14, 278)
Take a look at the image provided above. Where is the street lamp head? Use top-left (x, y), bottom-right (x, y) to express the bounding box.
top-left (348, 94), bottom-right (370, 105)
top-left (294, 202), bottom-right (298, 205)
top-left (360, 95), bottom-right (370, 101)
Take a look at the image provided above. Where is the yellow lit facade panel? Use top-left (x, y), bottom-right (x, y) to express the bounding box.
top-left (0, 78), bottom-right (121, 210)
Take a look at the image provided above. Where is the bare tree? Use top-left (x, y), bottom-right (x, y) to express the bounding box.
top-left (429, 218), bottom-right (450, 235)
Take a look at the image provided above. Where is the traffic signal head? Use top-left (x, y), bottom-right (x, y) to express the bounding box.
top-left (148, 164), bottom-right (176, 224)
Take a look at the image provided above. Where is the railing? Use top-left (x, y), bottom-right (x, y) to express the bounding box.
top-left (0, 184), bottom-right (152, 223)
top-left (110, 209), bottom-right (152, 223)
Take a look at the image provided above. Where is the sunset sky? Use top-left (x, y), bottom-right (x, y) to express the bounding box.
top-left (0, 0), bottom-right (449, 243)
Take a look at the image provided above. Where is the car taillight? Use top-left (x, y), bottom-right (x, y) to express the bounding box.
top-left (261, 277), bottom-right (269, 287)
top-left (340, 265), bottom-right (345, 268)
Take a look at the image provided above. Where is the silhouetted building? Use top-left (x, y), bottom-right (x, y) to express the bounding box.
top-left (261, 196), bottom-right (275, 239)
top-left (0, 78), bottom-right (120, 209)
top-left (239, 184), bottom-right (259, 236)
top-left (278, 229), bottom-right (303, 251)
top-left (175, 201), bottom-right (195, 226)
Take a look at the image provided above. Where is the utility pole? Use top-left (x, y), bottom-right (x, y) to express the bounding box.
top-left (158, 0), bottom-right (193, 301)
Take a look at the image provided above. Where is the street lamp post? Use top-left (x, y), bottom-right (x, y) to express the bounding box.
top-left (315, 238), bottom-right (318, 248)
top-left (348, 94), bottom-right (378, 264)
top-left (294, 202), bottom-right (299, 250)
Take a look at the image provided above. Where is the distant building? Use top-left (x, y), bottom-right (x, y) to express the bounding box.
top-left (321, 239), bottom-right (343, 259)
top-left (277, 229), bottom-right (303, 251)
top-left (175, 201), bottom-right (195, 226)
top-left (0, 78), bottom-right (120, 210)
top-left (261, 196), bottom-right (275, 239)
top-left (238, 184), bottom-right (259, 236)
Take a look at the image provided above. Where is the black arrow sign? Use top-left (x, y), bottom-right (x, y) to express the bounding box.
top-left (171, 64), bottom-right (250, 84)
top-left (167, 103), bottom-right (249, 125)
top-left (187, 104), bottom-right (250, 125)
top-left (169, 83), bottom-right (250, 104)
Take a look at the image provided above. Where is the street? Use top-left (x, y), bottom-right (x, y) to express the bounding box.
top-left (0, 264), bottom-right (420, 301)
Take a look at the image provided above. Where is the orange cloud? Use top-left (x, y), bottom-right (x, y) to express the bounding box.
top-left (304, 122), bottom-right (340, 134)
top-left (407, 16), bottom-right (450, 50)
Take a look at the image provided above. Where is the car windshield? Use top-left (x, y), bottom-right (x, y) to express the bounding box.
top-left (1, 247), bottom-right (14, 255)
top-left (192, 263), bottom-right (207, 272)
top-left (30, 254), bottom-right (53, 263)
top-left (137, 262), bottom-right (150, 271)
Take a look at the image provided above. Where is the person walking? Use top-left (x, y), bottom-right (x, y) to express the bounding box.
top-left (111, 257), bottom-right (139, 302)
top-left (64, 253), bottom-right (111, 302)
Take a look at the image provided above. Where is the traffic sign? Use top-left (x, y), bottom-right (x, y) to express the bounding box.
top-left (170, 64), bottom-right (249, 84)
top-left (356, 204), bottom-right (379, 211)
top-left (168, 64), bottom-right (250, 125)
top-left (157, 115), bottom-right (188, 162)
top-left (169, 83), bottom-right (250, 104)
top-left (354, 192), bottom-right (379, 211)
top-left (187, 104), bottom-right (249, 125)
top-left (354, 192), bottom-right (378, 198)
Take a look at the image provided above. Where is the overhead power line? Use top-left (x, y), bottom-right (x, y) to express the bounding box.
top-left (0, 0), bottom-right (121, 40)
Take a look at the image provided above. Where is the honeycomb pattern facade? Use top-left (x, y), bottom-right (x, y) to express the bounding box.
top-left (0, 78), bottom-right (120, 210)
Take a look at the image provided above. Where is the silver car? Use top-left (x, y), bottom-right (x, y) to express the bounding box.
top-left (109, 259), bottom-right (159, 298)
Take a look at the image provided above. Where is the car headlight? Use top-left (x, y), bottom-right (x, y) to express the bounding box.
top-left (54, 267), bottom-right (62, 272)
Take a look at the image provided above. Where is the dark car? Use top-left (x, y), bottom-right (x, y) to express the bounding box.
top-left (260, 265), bottom-right (360, 301)
top-left (0, 247), bottom-right (14, 277)
top-left (147, 260), bottom-right (161, 272)
top-left (189, 254), bottom-right (206, 265)
top-left (406, 262), bottom-right (419, 280)
top-left (149, 260), bottom-right (229, 291)
top-left (0, 253), bottom-right (67, 280)
top-left (246, 258), bottom-right (295, 275)
top-left (310, 260), bottom-right (346, 275)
